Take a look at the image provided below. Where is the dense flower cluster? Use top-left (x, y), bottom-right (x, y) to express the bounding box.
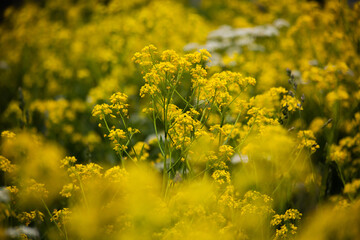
top-left (271, 209), bottom-right (302, 239)
top-left (0, 0), bottom-right (359, 239)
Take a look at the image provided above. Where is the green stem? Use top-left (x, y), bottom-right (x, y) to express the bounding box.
top-left (75, 173), bottom-right (89, 210)
top-left (103, 117), bottom-right (111, 133)
top-left (41, 199), bottom-right (66, 239)
top-left (174, 89), bottom-right (195, 109)
top-left (152, 101), bottom-right (165, 156)
top-left (163, 97), bottom-right (169, 195)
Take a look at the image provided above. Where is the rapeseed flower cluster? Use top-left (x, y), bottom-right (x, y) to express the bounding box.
top-left (271, 209), bottom-right (302, 239)
top-left (0, 0), bottom-right (360, 239)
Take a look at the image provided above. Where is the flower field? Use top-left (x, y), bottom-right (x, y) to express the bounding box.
top-left (0, 0), bottom-right (360, 239)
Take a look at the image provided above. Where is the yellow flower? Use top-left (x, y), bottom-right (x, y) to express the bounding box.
top-left (281, 95), bottom-right (302, 112)
top-left (7, 185), bottom-right (19, 195)
top-left (24, 179), bottom-right (49, 199)
top-left (169, 112), bottom-right (200, 150)
top-left (212, 170), bottom-right (231, 185)
top-left (271, 209), bottom-right (302, 239)
top-left (329, 145), bottom-right (349, 164)
top-left (68, 163), bottom-right (103, 182)
top-left (17, 210), bottom-right (44, 226)
top-left (185, 49), bottom-right (211, 64)
top-left (0, 155), bottom-right (16, 173)
top-left (60, 183), bottom-right (79, 198)
top-left (110, 92), bottom-right (129, 116)
top-left (298, 130), bottom-right (320, 153)
top-left (219, 145), bottom-right (234, 161)
top-left (107, 129), bottom-right (127, 152)
top-left (104, 166), bottom-right (128, 183)
top-left (132, 44), bottom-right (158, 67)
top-left (51, 208), bottom-right (72, 228)
top-left (218, 185), bottom-right (239, 209)
top-left (196, 71), bottom-right (255, 110)
top-left (344, 179), bottom-right (360, 195)
top-left (92, 103), bottom-right (113, 120)
top-left (1, 130), bottom-right (16, 140)
top-left (60, 156), bottom-right (77, 169)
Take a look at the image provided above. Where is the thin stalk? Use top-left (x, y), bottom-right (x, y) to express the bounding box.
top-left (75, 173), bottom-right (89, 210)
top-left (163, 96), bottom-right (168, 194)
top-left (102, 117), bottom-right (111, 133)
top-left (174, 89), bottom-right (195, 109)
top-left (152, 101), bottom-right (165, 156)
top-left (41, 199), bottom-right (66, 239)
